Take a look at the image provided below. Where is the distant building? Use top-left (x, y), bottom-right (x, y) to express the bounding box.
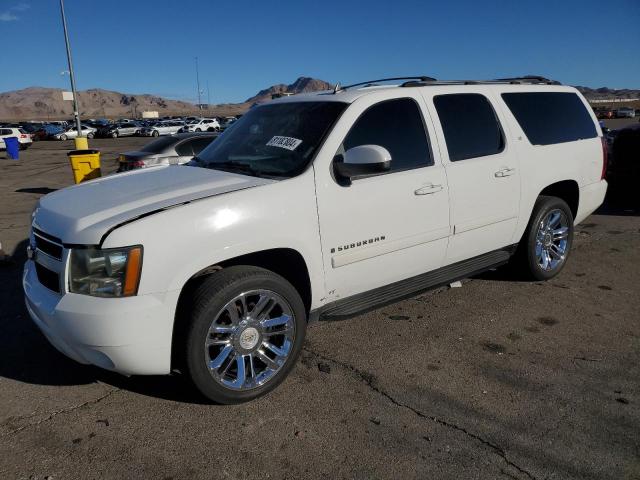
top-left (141, 111), bottom-right (159, 119)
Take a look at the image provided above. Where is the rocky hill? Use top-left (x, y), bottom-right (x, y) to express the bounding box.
top-left (0, 77), bottom-right (334, 121)
top-left (245, 77), bottom-right (333, 104)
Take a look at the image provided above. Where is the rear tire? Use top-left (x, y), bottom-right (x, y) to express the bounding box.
top-left (513, 196), bottom-right (574, 281)
top-left (152, 130), bottom-right (159, 137)
top-left (87, 132), bottom-right (94, 139)
top-left (112, 132), bottom-right (118, 138)
top-left (60, 134), bottom-right (67, 141)
top-left (183, 266), bottom-right (307, 404)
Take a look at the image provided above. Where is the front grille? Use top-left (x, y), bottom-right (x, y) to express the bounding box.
top-left (35, 263), bottom-right (61, 293)
top-left (33, 229), bottom-right (63, 260)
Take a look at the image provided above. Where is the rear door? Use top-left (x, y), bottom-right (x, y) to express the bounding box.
top-left (424, 91), bottom-right (520, 263)
top-left (315, 94), bottom-right (451, 301)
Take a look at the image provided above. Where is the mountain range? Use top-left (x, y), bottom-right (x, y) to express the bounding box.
top-left (0, 77), bottom-right (637, 121)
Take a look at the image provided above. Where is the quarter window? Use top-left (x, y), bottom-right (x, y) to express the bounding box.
top-left (341, 98), bottom-right (432, 172)
top-left (433, 94), bottom-right (505, 161)
top-left (501, 92), bottom-right (597, 145)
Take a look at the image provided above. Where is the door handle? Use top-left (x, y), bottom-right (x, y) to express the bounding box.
top-left (495, 167), bottom-right (516, 178)
top-left (414, 184), bottom-right (443, 195)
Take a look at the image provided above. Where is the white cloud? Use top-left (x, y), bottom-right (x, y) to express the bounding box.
top-left (0, 3), bottom-right (30, 21)
top-left (0, 12), bottom-right (18, 21)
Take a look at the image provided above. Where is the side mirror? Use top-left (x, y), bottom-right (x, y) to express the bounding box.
top-left (334, 144), bottom-right (391, 181)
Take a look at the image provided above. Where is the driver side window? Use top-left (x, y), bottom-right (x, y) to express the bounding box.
top-left (340, 98), bottom-right (433, 172)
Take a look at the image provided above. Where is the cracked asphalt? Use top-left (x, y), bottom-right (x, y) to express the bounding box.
top-left (1, 139), bottom-right (639, 480)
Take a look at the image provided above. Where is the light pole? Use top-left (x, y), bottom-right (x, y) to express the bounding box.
top-left (195, 56), bottom-right (202, 110)
top-left (59, 0), bottom-right (82, 136)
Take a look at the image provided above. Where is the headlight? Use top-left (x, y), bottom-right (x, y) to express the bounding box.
top-left (69, 246), bottom-right (143, 297)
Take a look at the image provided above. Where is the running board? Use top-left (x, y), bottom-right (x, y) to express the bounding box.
top-left (318, 247), bottom-right (514, 321)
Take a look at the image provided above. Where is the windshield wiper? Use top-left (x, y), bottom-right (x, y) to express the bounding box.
top-left (209, 160), bottom-right (260, 176)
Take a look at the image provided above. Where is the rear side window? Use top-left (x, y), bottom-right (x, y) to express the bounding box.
top-left (189, 136), bottom-right (216, 154)
top-left (501, 92), bottom-right (597, 145)
top-left (434, 94), bottom-right (504, 161)
top-left (342, 98), bottom-right (432, 171)
top-left (176, 140), bottom-right (195, 156)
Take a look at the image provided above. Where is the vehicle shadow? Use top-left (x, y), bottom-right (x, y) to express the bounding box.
top-left (15, 187), bottom-right (58, 195)
top-left (0, 238), bottom-right (209, 405)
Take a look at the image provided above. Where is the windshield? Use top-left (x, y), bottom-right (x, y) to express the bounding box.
top-left (191, 101), bottom-right (347, 178)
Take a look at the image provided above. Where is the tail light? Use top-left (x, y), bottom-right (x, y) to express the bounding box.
top-left (20, 134), bottom-right (28, 138)
top-left (131, 160), bottom-right (146, 169)
top-left (600, 137), bottom-right (608, 180)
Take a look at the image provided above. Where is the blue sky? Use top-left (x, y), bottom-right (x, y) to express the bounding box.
top-left (0, 0), bottom-right (638, 104)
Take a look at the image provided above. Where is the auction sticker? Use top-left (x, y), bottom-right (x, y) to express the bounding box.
top-left (266, 136), bottom-right (303, 151)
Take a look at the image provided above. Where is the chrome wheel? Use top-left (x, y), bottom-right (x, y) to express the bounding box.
top-left (204, 289), bottom-right (295, 391)
top-left (535, 209), bottom-right (569, 271)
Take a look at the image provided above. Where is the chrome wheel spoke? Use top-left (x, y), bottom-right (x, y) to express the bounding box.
top-left (256, 350), bottom-right (279, 371)
top-left (261, 314), bottom-right (291, 329)
top-left (209, 344), bottom-right (233, 371)
top-left (206, 336), bottom-right (231, 346)
top-left (231, 356), bottom-right (246, 388)
top-left (553, 227), bottom-right (569, 240)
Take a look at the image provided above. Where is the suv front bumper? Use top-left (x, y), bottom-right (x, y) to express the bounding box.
top-left (23, 259), bottom-right (177, 375)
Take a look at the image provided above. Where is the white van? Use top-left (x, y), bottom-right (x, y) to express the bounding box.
top-left (24, 76), bottom-right (607, 403)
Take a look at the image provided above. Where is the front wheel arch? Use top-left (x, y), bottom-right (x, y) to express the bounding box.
top-left (171, 248), bottom-right (313, 371)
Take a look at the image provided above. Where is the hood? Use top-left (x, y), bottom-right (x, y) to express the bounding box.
top-left (33, 165), bottom-right (275, 245)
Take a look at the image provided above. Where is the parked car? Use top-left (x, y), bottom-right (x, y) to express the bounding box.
top-left (139, 121), bottom-right (185, 137)
top-left (615, 107), bottom-right (636, 118)
top-left (594, 107), bottom-right (615, 119)
top-left (96, 122), bottom-right (141, 138)
top-left (179, 118), bottom-right (221, 132)
top-left (0, 127), bottom-right (33, 149)
top-left (53, 125), bottom-right (96, 141)
top-left (220, 117), bottom-right (237, 130)
top-left (24, 76), bottom-right (607, 404)
top-left (117, 132), bottom-right (218, 171)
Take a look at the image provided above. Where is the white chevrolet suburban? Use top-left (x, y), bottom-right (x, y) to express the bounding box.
top-left (24, 76), bottom-right (608, 403)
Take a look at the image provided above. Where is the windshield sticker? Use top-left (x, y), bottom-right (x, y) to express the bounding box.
top-left (266, 136), bottom-right (303, 151)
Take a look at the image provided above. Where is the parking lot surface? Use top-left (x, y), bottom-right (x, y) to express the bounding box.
top-left (1, 139), bottom-right (639, 480)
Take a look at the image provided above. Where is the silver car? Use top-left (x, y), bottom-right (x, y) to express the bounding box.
top-left (616, 107), bottom-right (636, 118)
top-left (117, 132), bottom-right (218, 172)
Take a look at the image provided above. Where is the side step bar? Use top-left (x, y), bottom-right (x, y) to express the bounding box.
top-left (317, 247), bottom-right (515, 321)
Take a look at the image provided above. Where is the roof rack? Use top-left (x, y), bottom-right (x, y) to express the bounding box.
top-left (333, 76), bottom-right (437, 93)
top-left (401, 75), bottom-right (561, 87)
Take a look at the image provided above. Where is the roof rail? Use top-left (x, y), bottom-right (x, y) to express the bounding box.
top-left (401, 75), bottom-right (561, 87)
top-left (334, 76), bottom-right (437, 93)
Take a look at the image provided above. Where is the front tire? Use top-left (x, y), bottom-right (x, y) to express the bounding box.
top-left (183, 266), bottom-right (307, 404)
top-left (514, 196), bottom-right (574, 281)
top-left (59, 134), bottom-right (67, 141)
top-left (152, 130), bottom-right (159, 137)
top-left (87, 132), bottom-right (94, 139)
top-left (111, 132), bottom-right (118, 138)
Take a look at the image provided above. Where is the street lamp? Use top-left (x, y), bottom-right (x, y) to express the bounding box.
top-left (59, 0), bottom-right (82, 137)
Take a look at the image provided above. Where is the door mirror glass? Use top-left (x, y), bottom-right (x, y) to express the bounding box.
top-left (334, 144), bottom-right (391, 180)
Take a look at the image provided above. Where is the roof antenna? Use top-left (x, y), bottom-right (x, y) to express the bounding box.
top-left (333, 82), bottom-right (341, 94)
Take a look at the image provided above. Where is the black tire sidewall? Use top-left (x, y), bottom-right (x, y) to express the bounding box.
top-left (524, 196), bottom-right (574, 281)
top-left (185, 267), bottom-right (307, 404)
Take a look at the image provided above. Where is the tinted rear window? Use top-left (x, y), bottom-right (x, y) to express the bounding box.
top-left (501, 92), bottom-right (597, 145)
top-left (433, 94), bottom-right (505, 161)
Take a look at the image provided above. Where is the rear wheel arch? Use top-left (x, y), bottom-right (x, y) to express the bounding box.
top-left (538, 180), bottom-right (579, 220)
top-left (171, 248), bottom-right (313, 371)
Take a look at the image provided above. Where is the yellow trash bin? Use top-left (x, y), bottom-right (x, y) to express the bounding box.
top-left (67, 149), bottom-right (101, 184)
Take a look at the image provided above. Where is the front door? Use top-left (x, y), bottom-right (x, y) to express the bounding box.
top-left (425, 91), bottom-right (521, 263)
top-left (314, 94), bottom-right (451, 302)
